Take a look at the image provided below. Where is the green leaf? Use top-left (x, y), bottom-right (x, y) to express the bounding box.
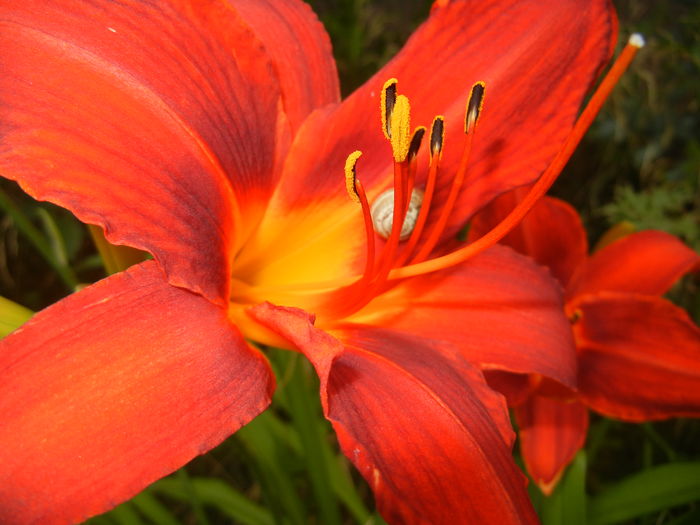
top-left (328, 451), bottom-right (371, 523)
top-left (280, 353), bottom-right (342, 525)
top-left (173, 469), bottom-right (210, 525)
top-left (36, 207), bottom-right (71, 268)
top-left (84, 516), bottom-right (118, 525)
top-left (541, 451), bottom-right (587, 525)
top-left (236, 411), bottom-right (308, 525)
top-left (265, 350), bottom-right (372, 523)
top-left (0, 186), bottom-right (78, 289)
top-left (589, 462), bottom-right (700, 525)
top-left (88, 224), bottom-right (148, 275)
top-left (0, 296), bottom-right (33, 337)
top-left (130, 491), bottom-right (180, 525)
top-left (366, 512), bottom-right (390, 525)
top-left (108, 502), bottom-right (146, 525)
top-left (663, 507), bottom-right (700, 525)
top-left (151, 476), bottom-right (274, 525)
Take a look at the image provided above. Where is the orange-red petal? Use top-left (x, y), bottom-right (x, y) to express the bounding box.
top-left (248, 303), bottom-right (538, 525)
top-left (575, 293), bottom-right (700, 421)
top-left (567, 230), bottom-right (699, 301)
top-left (230, 0), bottom-right (340, 133)
top-left (469, 190), bottom-right (588, 286)
top-left (0, 0), bottom-right (287, 303)
top-left (515, 395), bottom-right (589, 494)
top-left (351, 245), bottom-right (578, 388)
top-left (484, 370), bottom-right (538, 407)
top-left (0, 261), bottom-right (274, 524)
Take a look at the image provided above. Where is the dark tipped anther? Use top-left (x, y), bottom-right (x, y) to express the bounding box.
top-left (430, 116), bottom-right (445, 158)
top-left (382, 79), bottom-right (398, 139)
top-left (408, 127), bottom-right (426, 162)
top-left (465, 82), bottom-right (486, 133)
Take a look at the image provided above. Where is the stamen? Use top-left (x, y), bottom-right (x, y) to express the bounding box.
top-left (344, 150), bottom-right (363, 203)
top-left (411, 85), bottom-right (484, 263)
top-left (396, 116), bottom-right (443, 266)
top-left (344, 151), bottom-right (376, 282)
top-left (389, 95), bottom-right (412, 162)
top-left (369, 160), bottom-right (408, 289)
top-left (381, 78), bottom-right (398, 140)
top-left (407, 126), bottom-right (426, 163)
top-left (390, 36), bottom-right (644, 280)
top-left (403, 126), bottom-right (424, 223)
top-left (429, 115), bottom-right (445, 161)
top-left (465, 81), bottom-right (486, 134)
top-left (368, 79), bottom-right (414, 292)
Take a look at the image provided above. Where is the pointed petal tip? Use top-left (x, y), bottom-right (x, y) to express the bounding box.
top-left (516, 396), bottom-right (588, 495)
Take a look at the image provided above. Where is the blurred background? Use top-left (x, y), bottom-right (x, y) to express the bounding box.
top-left (1, 0), bottom-right (698, 523)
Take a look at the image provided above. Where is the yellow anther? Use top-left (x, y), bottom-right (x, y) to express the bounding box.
top-left (429, 116), bottom-right (445, 161)
top-left (408, 126), bottom-right (426, 162)
top-left (389, 95), bottom-right (411, 162)
top-left (464, 81), bottom-right (486, 134)
top-left (380, 78), bottom-right (398, 140)
top-left (344, 151), bottom-right (363, 203)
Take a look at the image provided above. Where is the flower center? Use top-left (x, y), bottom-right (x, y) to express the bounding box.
top-left (331, 34), bottom-right (644, 318)
top-left (229, 34), bottom-right (644, 328)
top-left (336, 79), bottom-right (483, 315)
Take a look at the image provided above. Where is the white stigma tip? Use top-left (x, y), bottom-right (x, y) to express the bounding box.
top-left (629, 33), bottom-right (645, 48)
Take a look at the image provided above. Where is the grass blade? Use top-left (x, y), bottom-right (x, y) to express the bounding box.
top-left (0, 296), bottom-right (33, 336)
top-left (541, 451), bottom-right (587, 525)
top-left (589, 462), bottom-right (700, 525)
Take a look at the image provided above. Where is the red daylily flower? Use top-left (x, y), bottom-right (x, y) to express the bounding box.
top-left (470, 189), bottom-right (700, 493)
top-left (0, 0), bottom-right (623, 523)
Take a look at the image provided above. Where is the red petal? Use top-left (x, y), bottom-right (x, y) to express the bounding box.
top-left (248, 303), bottom-right (538, 525)
top-left (0, 262), bottom-right (274, 524)
top-left (257, 0), bottom-right (617, 262)
top-left (230, 0), bottom-right (340, 133)
top-left (469, 190), bottom-right (588, 286)
top-left (0, 0), bottom-right (287, 302)
top-left (515, 395), bottom-right (588, 494)
top-left (353, 245), bottom-right (577, 388)
top-left (484, 370), bottom-right (538, 407)
top-left (575, 293), bottom-right (700, 421)
top-left (567, 230), bottom-right (699, 300)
